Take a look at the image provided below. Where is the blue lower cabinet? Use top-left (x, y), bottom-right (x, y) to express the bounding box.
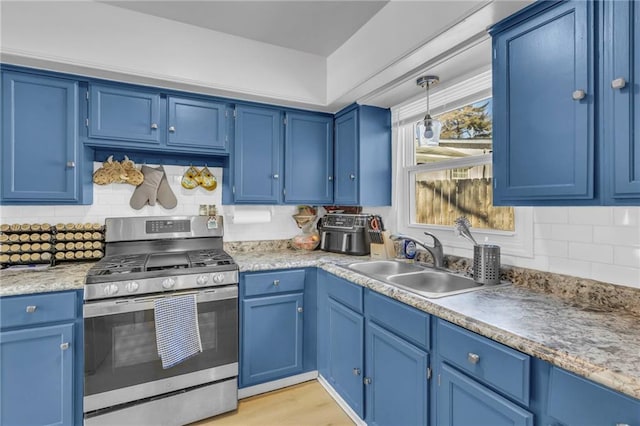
top-left (0, 323), bottom-right (74, 426)
top-left (325, 298), bottom-right (365, 418)
top-left (241, 293), bottom-right (303, 387)
top-left (546, 367), bottom-right (640, 426)
top-left (437, 363), bottom-right (533, 426)
top-left (365, 321), bottom-right (428, 426)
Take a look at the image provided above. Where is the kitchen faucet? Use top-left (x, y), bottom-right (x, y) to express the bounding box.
top-left (390, 232), bottom-right (444, 269)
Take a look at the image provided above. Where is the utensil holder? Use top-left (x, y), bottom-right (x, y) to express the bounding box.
top-left (473, 244), bottom-right (500, 285)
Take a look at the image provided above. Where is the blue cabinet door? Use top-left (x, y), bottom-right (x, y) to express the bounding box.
top-left (89, 83), bottom-right (161, 144)
top-left (325, 297), bottom-right (364, 418)
top-left (284, 112), bottom-right (333, 204)
top-left (492, 1), bottom-right (594, 204)
top-left (546, 367), bottom-right (640, 426)
top-left (233, 105), bottom-right (282, 203)
top-left (365, 322), bottom-right (428, 426)
top-left (437, 363), bottom-right (533, 426)
top-left (167, 96), bottom-right (228, 152)
top-left (333, 109), bottom-right (359, 205)
top-left (241, 293), bottom-right (303, 387)
top-left (0, 323), bottom-right (74, 426)
top-left (1, 72), bottom-right (80, 203)
top-left (605, 0), bottom-right (640, 202)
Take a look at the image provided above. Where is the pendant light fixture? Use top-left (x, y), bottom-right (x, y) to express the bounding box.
top-left (415, 75), bottom-right (441, 147)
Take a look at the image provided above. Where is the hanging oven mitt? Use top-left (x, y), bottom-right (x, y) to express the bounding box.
top-left (130, 166), bottom-right (164, 210)
top-left (181, 166), bottom-right (199, 190)
top-left (154, 166), bottom-right (177, 209)
top-left (195, 165), bottom-right (217, 191)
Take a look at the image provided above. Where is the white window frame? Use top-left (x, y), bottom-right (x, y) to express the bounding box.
top-left (392, 72), bottom-right (533, 259)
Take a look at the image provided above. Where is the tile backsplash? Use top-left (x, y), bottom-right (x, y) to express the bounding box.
top-left (1, 164), bottom-right (638, 289)
top-left (0, 163), bottom-right (301, 242)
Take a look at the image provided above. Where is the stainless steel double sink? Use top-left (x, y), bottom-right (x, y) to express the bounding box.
top-left (346, 260), bottom-right (499, 298)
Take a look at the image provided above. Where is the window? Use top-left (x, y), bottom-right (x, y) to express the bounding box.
top-left (393, 70), bottom-right (533, 257)
top-left (409, 98), bottom-right (514, 232)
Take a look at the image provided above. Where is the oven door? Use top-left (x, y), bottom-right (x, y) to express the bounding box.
top-left (83, 286), bottom-right (238, 413)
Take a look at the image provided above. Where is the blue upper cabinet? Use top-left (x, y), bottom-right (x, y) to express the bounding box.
top-left (604, 0), bottom-right (640, 203)
top-left (233, 105), bottom-right (282, 203)
top-left (1, 71), bottom-right (90, 205)
top-left (334, 109), bottom-right (358, 205)
top-left (88, 83), bottom-right (161, 145)
top-left (491, 0), bottom-right (594, 205)
top-left (284, 111), bottom-right (333, 204)
top-left (167, 96), bottom-right (227, 152)
top-left (334, 105), bottom-right (391, 206)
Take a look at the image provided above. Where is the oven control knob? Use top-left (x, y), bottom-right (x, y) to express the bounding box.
top-left (126, 281), bottom-right (139, 293)
top-left (196, 275), bottom-right (209, 286)
top-left (104, 284), bottom-right (119, 296)
top-left (212, 273), bottom-right (225, 284)
top-left (162, 278), bottom-right (176, 289)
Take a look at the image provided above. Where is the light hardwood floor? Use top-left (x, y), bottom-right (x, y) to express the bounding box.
top-left (190, 380), bottom-right (354, 426)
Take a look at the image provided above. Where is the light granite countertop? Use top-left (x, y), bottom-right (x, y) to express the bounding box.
top-left (1, 249), bottom-right (639, 402)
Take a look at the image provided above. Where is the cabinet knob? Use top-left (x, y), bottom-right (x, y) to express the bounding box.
top-left (297, 306), bottom-right (303, 313)
top-left (273, 174), bottom-right (279, 180)
top-left (169, 126), bottom-right (176, 133)
top-left (611, 78), bottom-right (627, 90)
top-left (349, 173), bottom-right (356, 180)
top-left (328, 176), bottom-right (333, 181)
top-left (352, 368), bottom-right (361, 376)
top-left (467, 352), bottom-right (480, 364)
top-left (615, 424), bottom-right (630, 426)
top-left (572, 90), bottom-right (586, 101)
top-left (151, 123), bottom-right (158, 129)
top-left (25, 305), bottom-right (37, 313)
top-left (66, 161), bottom-right (75, 168)
top-left (60, 342), bottom-right (70, 350)
top-left (273, 279), bottom-right (280, 286)
top-left (363, 377), bottom-right (372, 385)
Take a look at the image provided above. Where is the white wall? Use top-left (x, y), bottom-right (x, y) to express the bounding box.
top-left (0, 1), bottom-right (326, 108)
top-left (0, 163), bottom-right (301, 242)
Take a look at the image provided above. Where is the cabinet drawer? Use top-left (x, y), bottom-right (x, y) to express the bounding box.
top-left (0, 292), bottom-right (77, 329)
top-left (365, 290), bottom-right (430, 350)
top-left (324, 272), bottom-right (363, 314)
top-left (243, 270), bottom-right (305, 297)
top-left (437, 320), bottom-right (530, 405)
top-left (547, 367), bottom-right (640, 426)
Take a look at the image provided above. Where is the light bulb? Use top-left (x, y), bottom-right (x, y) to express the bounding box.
top-left (424, 126), bottom-right (434, 139)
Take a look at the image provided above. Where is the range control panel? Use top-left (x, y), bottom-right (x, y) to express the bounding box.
top-left (146, 220), bottom-right (191, 234)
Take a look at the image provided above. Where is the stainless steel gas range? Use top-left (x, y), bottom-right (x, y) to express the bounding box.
top-left (83, 216), bottom-right (238, 426)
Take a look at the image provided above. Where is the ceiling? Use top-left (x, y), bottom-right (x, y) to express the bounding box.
top-left (102, 1), bottom-right (388, 56)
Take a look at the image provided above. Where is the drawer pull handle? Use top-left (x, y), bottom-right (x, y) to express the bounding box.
top-left (25, 305), bottom-right (37, 313)
top-left (615, 424), bottom-right (630, 426)
top-left (467, 352), bottom-right (480, 364)
top-left (273, 280), bottom-right (280, 287)
top-left (60, 342), bottom-right (69, 350)
top-left (353, 368), bottom-right (361, 376)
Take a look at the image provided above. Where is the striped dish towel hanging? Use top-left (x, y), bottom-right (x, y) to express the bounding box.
top-left (154, 294), bottom-right (203, 369)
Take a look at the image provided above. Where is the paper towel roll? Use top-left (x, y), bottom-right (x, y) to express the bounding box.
top-left (232, 210), bottom-right (272, 224)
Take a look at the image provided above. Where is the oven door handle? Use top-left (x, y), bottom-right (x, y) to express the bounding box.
top-left (83, 286), bottom-right (238, 318)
